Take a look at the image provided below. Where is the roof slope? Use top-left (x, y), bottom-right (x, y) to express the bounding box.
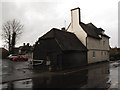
top-left (40, 29), bottom-right (55, 39)
top-left (39, 28), bottom-right (87, 51)
top-left (80, 22), bottom-right (100, 39)
top-left (80, 22), bottom-right (110, 39)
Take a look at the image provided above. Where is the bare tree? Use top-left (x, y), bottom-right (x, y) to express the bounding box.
top-left (2, 19), bottom-right (23, 54)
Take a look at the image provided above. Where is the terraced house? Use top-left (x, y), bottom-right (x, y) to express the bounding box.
top-left (67, 7), bottom-right (110, 64)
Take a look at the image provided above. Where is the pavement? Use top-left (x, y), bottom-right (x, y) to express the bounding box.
top-left (1, 59), bottom-right (120, 89)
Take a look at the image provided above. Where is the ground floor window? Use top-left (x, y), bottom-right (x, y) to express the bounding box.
top-left (93, 51), bottom-right (95, 58)
top-left (101, 51), bottom-right (103, 56)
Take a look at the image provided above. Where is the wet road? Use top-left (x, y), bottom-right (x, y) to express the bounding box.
top-left (1, 59), bottom-right (120, 89)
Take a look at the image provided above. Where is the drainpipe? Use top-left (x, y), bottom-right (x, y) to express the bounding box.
top-left (86, 37), bottom-right (87, 48)
top-left (86, 37), bottom-right (88, 64)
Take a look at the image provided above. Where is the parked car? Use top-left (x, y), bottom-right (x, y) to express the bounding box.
top-left (8, 55), bottom-right (28, 61)
top-left (12, 55), bottom-right (28, 61)
top-left (8, 54), bottom-right (19, 60)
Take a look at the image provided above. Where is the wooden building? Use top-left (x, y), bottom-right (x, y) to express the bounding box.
top-left (33, 28), bottom-right (87, 71)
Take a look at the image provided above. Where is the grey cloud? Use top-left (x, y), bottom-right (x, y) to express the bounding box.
top-left (1, 1), bottom-right (119, 47)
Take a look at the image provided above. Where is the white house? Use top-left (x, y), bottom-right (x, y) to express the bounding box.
top-left (67, 7), bottom-right (110, 64)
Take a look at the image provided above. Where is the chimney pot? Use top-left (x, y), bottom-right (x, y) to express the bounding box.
top-left (23, 43), bottom-right (25, 46)
top-left (27, 43), bottom-right (29, 46)
top-left (61, 27), bottom-right (65, 31)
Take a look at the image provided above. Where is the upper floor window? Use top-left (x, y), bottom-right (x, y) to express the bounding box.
top-left (99, 35), bottom-right (101, 38)
top-left (103, 41), bottom-right (105, 46)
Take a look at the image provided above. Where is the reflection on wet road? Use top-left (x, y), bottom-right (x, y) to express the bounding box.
top-left (32, 70), bottom-right (88, 88)
top-left (1, 59), bottom-right (119, 89)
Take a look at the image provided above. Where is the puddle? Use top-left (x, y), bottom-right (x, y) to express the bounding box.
top-left (3, 66), bottom-right (8, 68)
top-left (2, 79), bottom-right (32, 89)
top-left (13, 79), bottom-right (32, 88)
top-left (2, 83), bottom-right (8, 89)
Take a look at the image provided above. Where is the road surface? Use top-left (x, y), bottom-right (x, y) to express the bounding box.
top-left (1, 59), bottom-right (119, 89)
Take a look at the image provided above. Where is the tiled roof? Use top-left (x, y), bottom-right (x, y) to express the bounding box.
top-left (80, 22), bottom-right (110, 39)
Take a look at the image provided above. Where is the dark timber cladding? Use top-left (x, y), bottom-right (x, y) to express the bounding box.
top-left (33, 28), bottom-right (87, 70)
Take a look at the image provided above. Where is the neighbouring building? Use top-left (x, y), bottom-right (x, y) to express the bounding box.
top-left (14, 47), bottom-right (19, 55)
top-left (33, 28), bottom-right (87, 70)
top-left (67, 7), bottom-right (110, 64)
top-left (110, 47), bottom-right (120, 60)
top-left (0, 48), bottom-right (9, 59)
top-left (19, 43), bottom-right (33, 59)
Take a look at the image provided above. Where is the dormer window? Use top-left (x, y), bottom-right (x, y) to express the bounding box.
top-left (38, 42), bottom-right (40, 45)
top-left (99, 35), bottom-right (101, 38)
top-left (102, 31), bottom-right (104, 34)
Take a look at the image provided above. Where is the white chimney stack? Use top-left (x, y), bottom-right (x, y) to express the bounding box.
top-left (67, 7), bottom-right (87, 46)
top-left (71, 7), bottom-right (81, 26)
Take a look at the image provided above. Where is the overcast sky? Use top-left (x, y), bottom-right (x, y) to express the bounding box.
top-left (0, 0), bottom-right (119, 48)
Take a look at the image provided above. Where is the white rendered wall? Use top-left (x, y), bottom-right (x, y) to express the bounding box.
top-left (67, 8), bottom-right (87, 46)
